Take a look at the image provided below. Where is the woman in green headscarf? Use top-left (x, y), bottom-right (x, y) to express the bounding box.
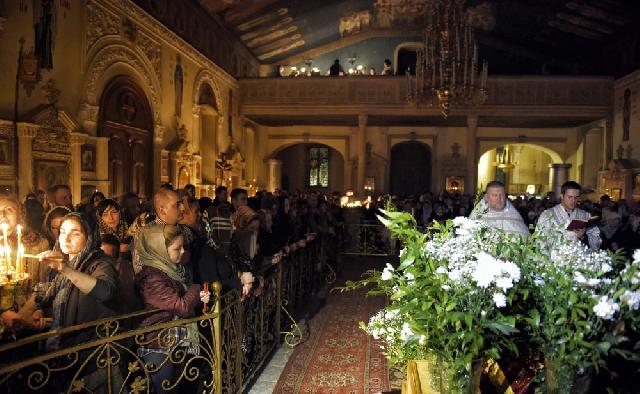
top-left (135, 224), bottom-right (209, 392)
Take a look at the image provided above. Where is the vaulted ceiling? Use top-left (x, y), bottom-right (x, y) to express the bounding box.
top-left (197, 0), bottom-right (640, 76)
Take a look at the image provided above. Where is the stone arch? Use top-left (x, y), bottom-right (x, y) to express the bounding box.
top-left (83, 42), bottom-right (161, 126)
top-left (275, 142), bottom-right (345, 191)
top-left (393, 41), bottom-right (423, 75)
top-left (269, 139), bottom-right (347, 161)
top-left (477, 142), bottom-right (563, 164)
top-left (477, 143), bottom-right (562, 194)
top-left (193, 69), bottom-right (222, 113)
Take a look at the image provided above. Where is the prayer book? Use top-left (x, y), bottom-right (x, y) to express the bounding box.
top-left (565, 216), bottom-right (599, 231)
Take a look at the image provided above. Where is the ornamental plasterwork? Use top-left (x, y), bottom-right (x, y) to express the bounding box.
top-left (0, 120), bottom-right (14, 138)
top-left (85, 45), bottom-right (160, 125)
top-left (193, 69), bottom-right (222, 109)
top-left (96, 0), bottom-right (237, 88)
top-left (136, 32), bottom-right (161, 77)
top-left (86, 2), bottom-right (120, 50)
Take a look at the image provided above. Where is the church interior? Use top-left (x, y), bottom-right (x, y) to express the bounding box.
top-left (0, 0), bottom-right (639, 393)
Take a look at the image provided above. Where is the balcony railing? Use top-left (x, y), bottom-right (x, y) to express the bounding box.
top-left (239, 76), bottom-right (613, 110)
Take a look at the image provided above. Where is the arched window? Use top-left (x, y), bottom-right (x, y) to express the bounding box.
top-left (308, 147), bottom-right (329, 188)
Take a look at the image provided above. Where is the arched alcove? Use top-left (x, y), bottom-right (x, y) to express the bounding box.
top-left (477, 144), bottom-right (559, 195)
top-left (389, 141), bottom-right (432, 196)
top-left (98, 75), bottom-right (153, 198)
top-left (275, 143), bottom-right (344, 192)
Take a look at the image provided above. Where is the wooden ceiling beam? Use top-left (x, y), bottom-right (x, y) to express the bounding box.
top-left (236, 8), bottom-right (288, 32)
top-left (247, 26), bottom-right (299, 48)
top-left (269, 28), bottom-right (421, 66)
top-left (555, 12), bottom-right (614, 35)
top-left (255, 33), bottom-right (303, 55)
top-left (548, 20), bottom-right (606, 40)
top-left (565, 2), bottom-right (629, 25)
top-left (224, 0), bottom-right (282, 25)
top-left (240, 17), bottom-right (294, 41)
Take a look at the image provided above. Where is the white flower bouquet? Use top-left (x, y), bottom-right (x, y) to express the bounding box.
top-left (341, 208), bottom-right (640, 393)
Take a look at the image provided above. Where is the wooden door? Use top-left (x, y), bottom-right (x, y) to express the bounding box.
top-left (99, 76), bottom-right (153, 199)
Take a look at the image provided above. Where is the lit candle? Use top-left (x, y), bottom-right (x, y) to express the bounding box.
top-left (16, 224), bottom-right (23, 278)
top-left (2, 223), bottom-right (9, 273)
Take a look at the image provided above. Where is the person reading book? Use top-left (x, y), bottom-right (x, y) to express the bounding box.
top-left (536, 181), bottom-right (601, 250)
top-left (565, 216), bottom-right (599, 231)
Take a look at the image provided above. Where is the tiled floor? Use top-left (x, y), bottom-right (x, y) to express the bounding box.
top-left (247, 344), bottom-right (295, 393)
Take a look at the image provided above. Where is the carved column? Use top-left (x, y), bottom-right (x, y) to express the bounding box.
top-left (267, 159), bottom-right (282, 192)
top-left (548, 163), bottom-right (572, 199)
top-left (70, 132), bottom-right (87, 205)
top-left (95, 136), bottom-right (110, 195)
top-left (192, 105), bottom-right (201, 155)
top-left (466, 115), bottom-right (478, 194)
top-left (357, 114), bottom-right (367, 195)
top-left (603, 118), bottom-right (613, 170)
top-left (244, 125), bottom-right (256, 183)
top-left (16, 124), bottom-right (37, 199)
top-left (217, 117), bottom-right (228, 153)
top-left (154, 125), bottom-right (165, 192)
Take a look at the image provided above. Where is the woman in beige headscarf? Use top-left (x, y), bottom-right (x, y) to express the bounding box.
top-left (135, 224), bottom-right (209, 393)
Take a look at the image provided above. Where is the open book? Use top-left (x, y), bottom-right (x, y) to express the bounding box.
top-left (565, 216), bottom-right (599, 231)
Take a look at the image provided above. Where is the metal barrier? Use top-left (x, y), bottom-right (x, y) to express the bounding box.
top-left (341, 224), bottom-right (394, 256)
top-left (0, 239), bottom-right (325, 393)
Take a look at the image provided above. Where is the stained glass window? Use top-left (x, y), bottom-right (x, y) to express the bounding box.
top-left (308, 147), bottom-right (329, 188)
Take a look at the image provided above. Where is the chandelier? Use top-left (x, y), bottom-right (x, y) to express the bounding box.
top-left (496, 145), bottom-right (516, 172)
top-left (407, 0), bottom-right (488, 118)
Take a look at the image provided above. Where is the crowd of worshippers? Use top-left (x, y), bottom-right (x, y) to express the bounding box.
top-left (396, 180), bottom-right (640, 258)
top-left (0, 183), bottom-right (342, 391)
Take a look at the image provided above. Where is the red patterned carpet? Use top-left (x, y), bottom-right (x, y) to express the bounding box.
top-left (273, 260), bottom-right (392, 394)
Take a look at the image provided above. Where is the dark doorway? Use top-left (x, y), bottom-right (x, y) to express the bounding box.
top-left (99, 75), bottom-right (154, 199)
top-left (390, 141), bottom-right (431, 196)
top-left (397, 48), bottom-right (418, 75)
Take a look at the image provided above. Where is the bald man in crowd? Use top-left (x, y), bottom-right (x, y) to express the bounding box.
top-left (469, 181), bottom-right (530, 237)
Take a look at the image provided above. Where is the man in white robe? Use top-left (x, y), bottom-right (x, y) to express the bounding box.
top-left (469, 181), bottom-right (530, 237)
top-left (535, 181), bottom-right (601, 250)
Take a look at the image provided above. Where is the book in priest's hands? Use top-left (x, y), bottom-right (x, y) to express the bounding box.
top-left (565, 216), bottom-right (599, 231)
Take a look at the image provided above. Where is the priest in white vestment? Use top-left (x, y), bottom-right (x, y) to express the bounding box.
top-left (535, 181), bottom-right (601, 251)
top-left (469, 181), bottom-right (530, 237)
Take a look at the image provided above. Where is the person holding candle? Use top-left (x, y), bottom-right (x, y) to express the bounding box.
top-left (18, 212), bottom-right (119, 350)
top-left (135, 224), bottom-right (210, 393)
top-left (0, 195), bottom-right (49, 331)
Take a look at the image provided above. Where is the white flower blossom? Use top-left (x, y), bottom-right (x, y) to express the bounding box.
top-left (493, 293), bottom-right (507, 308)
top-left (472, 252), bottom-right (500, 288)
top-left (405, 272), bottom-right (415, 281)
top-left (400, 322), bottom-right (414, 341)
top-left (481, 310), bottom-right (487, 317)
top-left (633, 249), bottom-right (640, 263)
top-left (419, 335), bottom-right (427, 345)
top-left (381, 264), bottom-right (394, 281)
top-left (436, 267), bottom-right (448, 275)
top-left (621, 291), bottom-right (640, 310)
top-left (442, 284), bottom-right (451, 290)
top-left (495, 277), bottom-right (514, 291)
top-left (593, 295), bottom-right (620, 320)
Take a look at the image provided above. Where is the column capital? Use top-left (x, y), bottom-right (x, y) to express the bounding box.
top-left (192, 105), bottom-right (201, 117)
top-left (70, 132), bottom-right (88, 145)
top-left (17, 123), bottom-right (38, 138)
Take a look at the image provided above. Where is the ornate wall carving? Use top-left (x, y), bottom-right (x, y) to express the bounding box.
top-left (193, 69), bottom-right (222, 110)
top-left (86, 2), bottom-right (120, 50)
top-left (84, 44), bottom-right (161, 125)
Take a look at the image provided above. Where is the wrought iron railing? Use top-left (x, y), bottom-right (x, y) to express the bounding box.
top-left (0, 238), bottom-right (327, 393)
top-left (341, 224), bottom-right (395, 256)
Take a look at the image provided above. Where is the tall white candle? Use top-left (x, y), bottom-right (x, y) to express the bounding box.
top-left (2, 223), bottom-right (9, 273)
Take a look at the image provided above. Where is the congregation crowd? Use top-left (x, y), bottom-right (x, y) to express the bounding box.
top-left (1, 178), bottom-right (638, 391)
top-left (390, 180), bottom-right (640, 258)
top-left (0, 183), bottom-right (343, 392)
